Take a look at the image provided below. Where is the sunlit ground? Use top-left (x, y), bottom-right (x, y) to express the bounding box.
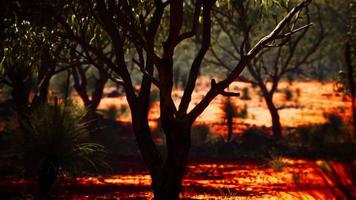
top-left (1, 159), bottom-right (354, 199)
top-left (97, 79), bottom-right (351, 136)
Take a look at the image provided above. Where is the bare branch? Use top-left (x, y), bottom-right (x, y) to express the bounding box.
top-left (178, 0), bottom-right (215, 116)
top-left (211, 79), bottom-right (240, 97)
top-left (276, 23), bottom-right (313, 39)
top-left (247, 0), bottom-right (312, 57)
top-left (132, 58), bottom-right (160, 88)
top-left (177, 0), bottom-right (203, 43)
top-left (187, 0), bottom-right (313, 122)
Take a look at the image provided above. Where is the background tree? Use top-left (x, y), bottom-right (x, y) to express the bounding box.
top-left (0, 20), bottom-right (58, 111)
top-left (336, 0), bottom-right (356, 140)
top-left (0, 0), bottom-right (70, 112)
top-left (208, 0), bottom-right (324, 138)
top-left (325, 0), bottom-right (356, 138)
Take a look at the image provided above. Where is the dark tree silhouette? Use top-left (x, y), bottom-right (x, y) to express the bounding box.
top-left (344, 1), bottom-right (356, 140)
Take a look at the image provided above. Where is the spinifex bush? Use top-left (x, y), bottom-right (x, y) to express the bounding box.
top-left (17, 103), bottom-right (110, 198)
top-left (241, 87), bottom-right (251, 100)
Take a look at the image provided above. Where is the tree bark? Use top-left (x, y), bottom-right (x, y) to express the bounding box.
top-left (11, 82), bottom-right (30, 112)
top-left (266, 97), bottom-right (282, 139)
top-left (227, 114), bottom-right (233, 142)
top-left (153, 122), bottom-right (191, 200)
top-left (131, 110), bottom-right (191, 200)
top-left (261, 85), bottom-right (282, 139)
top-left (38, 156), bottom-right (58, 200)
top-left (345, 39), bottom-right (356, 140)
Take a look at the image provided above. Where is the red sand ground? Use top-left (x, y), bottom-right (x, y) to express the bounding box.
top-left (1, 159), bottom-right (354, 199)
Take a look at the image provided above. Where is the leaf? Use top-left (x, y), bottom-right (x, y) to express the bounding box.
top-left (89, 33), bottom-right (97, 45)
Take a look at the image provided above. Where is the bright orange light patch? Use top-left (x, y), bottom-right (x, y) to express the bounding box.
top-left (94, 79), bottom-right (351, 137)
top-left (67, 159), bottom-right (353, 199)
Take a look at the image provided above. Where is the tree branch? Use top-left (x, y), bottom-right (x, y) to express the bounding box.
top-left (187, 0), bottom-right (313, 122)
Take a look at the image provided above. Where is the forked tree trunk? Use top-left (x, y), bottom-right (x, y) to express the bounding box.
top-left (132, 112), bottom-right (191, 200)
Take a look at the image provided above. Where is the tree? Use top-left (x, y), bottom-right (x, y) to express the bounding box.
top-left (0, 20), bottom-right (58, 111)
top-left (327, 0), bottom-right (356, 139)
top-left (209, 0), bottom-right (324, 138)
top-left (337, 0), bottom-right (356, 140)
top-left (54, 0), bottom-right (313, 198)
top-left (345, 18), bottom-right (356, 141)
top-left (0, 0), bottom-right (69, 112)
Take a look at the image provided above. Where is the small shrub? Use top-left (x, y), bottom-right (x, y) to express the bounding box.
top-left (296, 88), bottom-right (301, 97)
top-left (297, 114), bottom-right (352, 158)
top-left (223, 98), bottom-right (237, 119)
top-left (240, 127), bottom-right (275, 161)
top-left (118, 105), bottom-right (129, 116)
top-left (284, 88), bottom-right (293, 101)
top-left (191, 124), bottom-right (211, 145)
top-left (241, 87), bottom-right (251, 100)
top-left (105, 104), bottom-right (119, 120)
top-left (268, 150), bottom-right (288, 171)
top-left (292, 173), bottom-right (301, 184)
top-left (237, 104), bottom-right (248, 119)
top-left (268, 157), bottom-right (288, 171)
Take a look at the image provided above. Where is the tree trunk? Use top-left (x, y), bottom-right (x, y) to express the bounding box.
top-left (264, 93), bottom-right (282, 139)
top-left (345, 39), bottom-right (356, 140)
top-left (83, 107), bottom-right (102, 135)
top-left (259, 83), bottom-right (282, 139)
top-left (12, 82), bottom-right (30, 112)
top-left (132, 109), bottom-right (191, 200)
top-left (227, 114), bottom-right (233, 142)
top-left (37, 156), bottom-right (58, 200)
top-left (152, 122), bottom-right (191, 200)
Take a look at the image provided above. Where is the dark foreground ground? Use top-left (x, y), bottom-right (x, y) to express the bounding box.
top-left (1, 158), bottom-right (355, 200)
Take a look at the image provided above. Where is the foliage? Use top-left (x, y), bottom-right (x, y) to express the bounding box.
top-left (284, 88), bottom-right (294, 101)
top-left (104, 104), bottom-right (119, 120)
top-left (239, 127), bottom-right (275, 161)
top-left (268, 156), bottom-right (288, 171)
top-left (241, 87), bottom-right (251, 100)
top-left (0, 20), bottom-right (41, 91)
top-left (295, 114), bottom-right (353, 158)
top-left (191, 124), bottom-right (212, 146)
top-left (17, 103), bottom-right (110, 176)
top-left (223, 98), bottom-right (238, 119)
top-left (50, 72), bottom-right (73, 99)
top-left (237, 104), bottom-right (249, 119)
top-left (336, 70), bottom-right (355, 95)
